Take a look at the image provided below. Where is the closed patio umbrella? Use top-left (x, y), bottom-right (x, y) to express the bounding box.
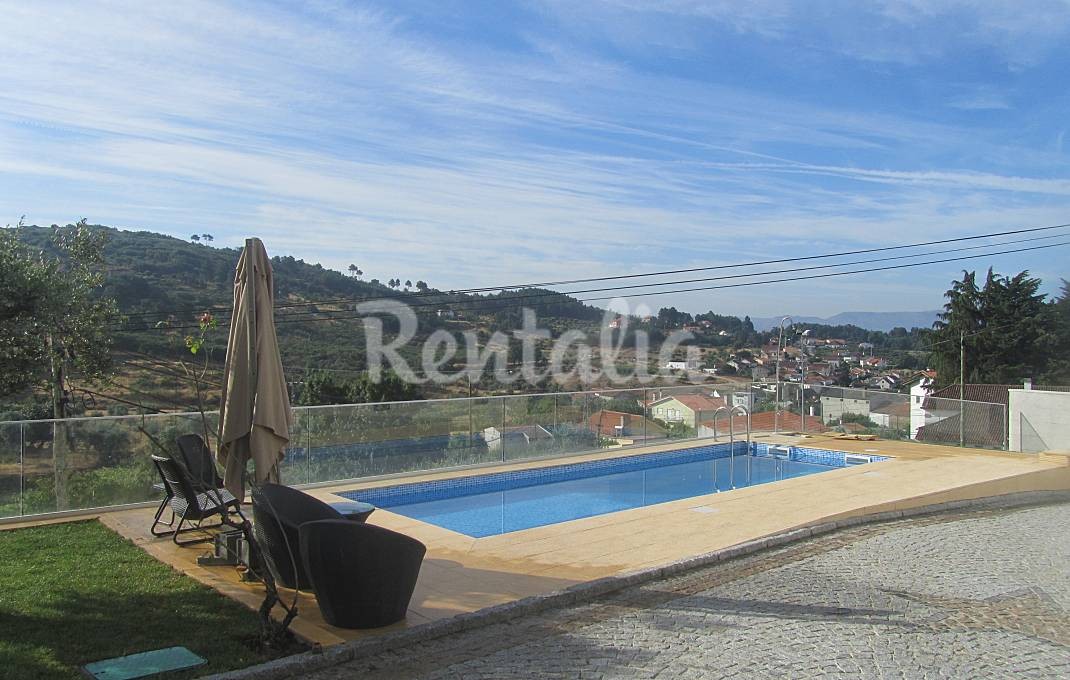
top-left (218, 237), bottom-right (292, 499)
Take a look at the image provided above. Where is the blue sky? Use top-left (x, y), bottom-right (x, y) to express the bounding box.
top-left (2, 0), bottom-right (1069, 317)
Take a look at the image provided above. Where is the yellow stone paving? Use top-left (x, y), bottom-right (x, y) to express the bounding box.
top-left (7, 434), bottom-right (1069, 648)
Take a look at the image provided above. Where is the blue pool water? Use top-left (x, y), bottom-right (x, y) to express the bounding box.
top-left (342, 443), bottom-right (886, 538)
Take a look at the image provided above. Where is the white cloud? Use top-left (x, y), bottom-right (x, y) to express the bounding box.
top-left (1, 0), bottom-right (1069, 317)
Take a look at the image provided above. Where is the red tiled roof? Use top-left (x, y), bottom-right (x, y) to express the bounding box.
top-left (588, 410), bottom-right (666, 438)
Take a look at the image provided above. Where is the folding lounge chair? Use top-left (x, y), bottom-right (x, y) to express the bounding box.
top-left (151, 452), bottom-right (244, 546)
top-left (150, 434), bottom-right (225, 537)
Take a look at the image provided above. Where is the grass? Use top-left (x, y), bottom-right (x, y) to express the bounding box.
top-left (0, 520), bottom-right (290, 680)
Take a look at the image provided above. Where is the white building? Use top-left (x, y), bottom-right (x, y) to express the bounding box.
top-left (1008, 387), bottom-right (1070, 452)
top-left (820, 396), bottom-right (870, 424)
top-left (663, 359), bottom-right (700, 371)
top-left (909, 376), bottom-right (932, 439)
top-left (732, 391), bottom-right (755, 410)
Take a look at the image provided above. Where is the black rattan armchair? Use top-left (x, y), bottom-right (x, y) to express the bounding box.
top-left (151, 434), bottom-right (226, 537)
top-left (250, 483), bottom-right (344, 590)
top-left (176, 434), bottom-right (225, 487)
top-left (151, 452), bottom-right (243, 546)
top-left (300, 519), bottom-right (426, 629)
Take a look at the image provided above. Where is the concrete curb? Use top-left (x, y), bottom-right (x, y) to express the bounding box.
top-left (201, 489), bottom-right (1070, 680)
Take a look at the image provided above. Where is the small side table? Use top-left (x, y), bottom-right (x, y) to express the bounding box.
top-left (329, 501), bottom-right (375, 523)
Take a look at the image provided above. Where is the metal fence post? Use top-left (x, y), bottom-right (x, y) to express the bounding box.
top-left (774, 380), bottom-right (780, 434)
top-left (305, 407), bottom-right (312, 485)
top-left (501, 397), bottom-right (507, 462)
top-left (1002, 404), bottom-right (1009, 451)
top-left (19, 422), bottom-right (25, 517)
top-left (643, 388), bottom-right (648, 442)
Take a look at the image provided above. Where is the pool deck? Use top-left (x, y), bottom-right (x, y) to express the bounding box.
top-left (32, 435), bottom-right (1070, 648)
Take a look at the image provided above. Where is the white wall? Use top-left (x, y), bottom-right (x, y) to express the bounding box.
top-left (909, 379), bottom-right (934, 439)
top-left (1009, 389), bottom-right (1070, 452)
top-left (820, 397), bottom-right (869, 424)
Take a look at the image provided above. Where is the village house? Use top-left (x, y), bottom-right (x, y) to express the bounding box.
top-left (587, 410), bottom-right (667, 443)
top-left (648, 393), bottom-right (727, 428)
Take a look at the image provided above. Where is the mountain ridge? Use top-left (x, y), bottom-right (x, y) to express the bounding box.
top-left (750, 310), bottom-right (941, 333)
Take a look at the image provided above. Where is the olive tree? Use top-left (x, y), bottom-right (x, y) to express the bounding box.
top-left (0, 219), bottom-right (118, 509)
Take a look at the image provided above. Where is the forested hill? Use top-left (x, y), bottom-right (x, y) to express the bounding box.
top-left (14, 224), bottom-right (605, 368)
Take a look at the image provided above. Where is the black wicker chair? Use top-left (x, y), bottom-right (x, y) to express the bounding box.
top-left (300, 519), bottom-right (426, 629)
top-left (151, 452), bottom-right (243, 546)
top-left (151, 434), bottom-right (227, 537)
top-left (176, 434), bottom-right (225, 487)
top-left (250, 483), bottom-right (344, 590)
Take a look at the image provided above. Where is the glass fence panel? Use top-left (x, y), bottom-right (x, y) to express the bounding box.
top-left (549, 392), bottom-right (592, 436)
top-left (278, 407), bottom-right (310, 486)
top-left (502, 391), bottom-right (602, 461)
top-left (0, 423), bottom-right (21, 518)
top-left (811, 386), bottom-right (913, 440)
top-left (0, 382), bottom-right (1023, 519)
top-left (20, 420), bottom-right (58, 514)
top-left (649, 383), bottom-right (743, 440)
top-left (305, 398), bottom-right (501, 484)
top-left (446, 396), bottom-right (502, 467)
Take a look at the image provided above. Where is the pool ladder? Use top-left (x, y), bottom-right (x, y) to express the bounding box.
top-left (711, 405), bottom-right (751, 489)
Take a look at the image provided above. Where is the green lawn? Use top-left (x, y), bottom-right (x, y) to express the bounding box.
top-left (0, 520), bottom-right (289, 680)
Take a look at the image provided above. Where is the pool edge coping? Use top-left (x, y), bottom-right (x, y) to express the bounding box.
top-left (201, 488), bottom-right (1070, 680)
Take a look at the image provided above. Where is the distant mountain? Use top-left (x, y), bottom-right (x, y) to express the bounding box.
top-left (13, 224), bottom-right (604, 367)
top-left (750, 310), bottom-right (941, 333)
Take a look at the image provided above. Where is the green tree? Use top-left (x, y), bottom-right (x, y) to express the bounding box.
top-left (1042, 279), bottom-right (1070, 383)
top-left (1, 220), bottom-right (119, 511)
top-left (929, 269), bottom-right (1049, 387)
top-left (604, 396), bottom-right (643, 415)
top-left (832, 362), bottom-right (851, 387)
top-left (1, 220), bottom-right (118, 416)
top-left (294, 369), bottom-right (420, 406)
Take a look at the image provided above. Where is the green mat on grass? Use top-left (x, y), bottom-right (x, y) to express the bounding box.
top-left (82, 647), bottom-right (205, 680)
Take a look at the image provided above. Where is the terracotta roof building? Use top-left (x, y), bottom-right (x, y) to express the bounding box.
top-left (588, 410), bottom-right (666, 441)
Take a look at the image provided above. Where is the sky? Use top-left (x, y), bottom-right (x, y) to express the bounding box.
top-left (2, 0), bottom-right (1069, 318)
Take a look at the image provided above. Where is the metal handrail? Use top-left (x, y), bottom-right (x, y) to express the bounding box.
top-left (710, 406), bottom-right (731, 441)
top-left (730, 405), bottom-right (751, 487)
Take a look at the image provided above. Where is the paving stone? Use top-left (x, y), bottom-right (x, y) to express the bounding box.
top-left (305, 503), bottom-right (1070, 680)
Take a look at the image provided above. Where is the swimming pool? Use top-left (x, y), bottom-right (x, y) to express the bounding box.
top-left (341, 442), bottom-right (888, 538)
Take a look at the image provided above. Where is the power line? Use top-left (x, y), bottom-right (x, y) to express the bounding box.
top-left (229, 233), bottom-right (1068, 328)
top-left (107, 221), bottom-right (1070, 324)
top-left (118, 238), bottom-right (1070, 332)
top-left (574, 240), bottom-right (1069, 304)
top-left (919, 320), bottom-right (1030, 350)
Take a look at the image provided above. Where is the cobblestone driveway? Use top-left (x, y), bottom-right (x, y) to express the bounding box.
top-left (309, 503), bottom-right (1070, 679)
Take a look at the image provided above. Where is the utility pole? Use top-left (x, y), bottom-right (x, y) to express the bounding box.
top-left (963, 331), bottom-right (971, 449)
top-left (774, 316), bottom-right (792, 434)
